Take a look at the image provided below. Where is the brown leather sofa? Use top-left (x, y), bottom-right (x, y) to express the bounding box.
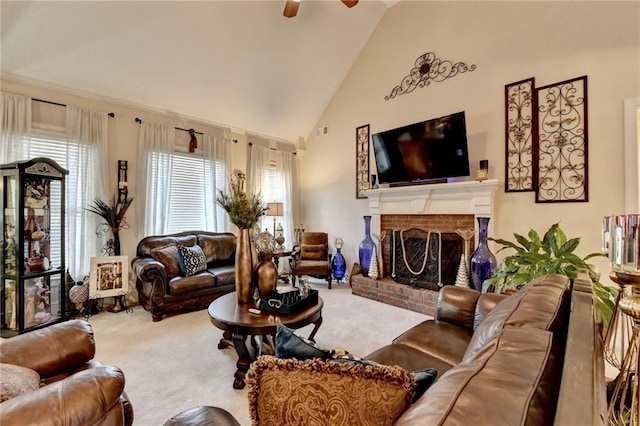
top-left (0, 319), bottom-right (133, 426)
top-left (206, 270), bottom-right (607, 425)
top-left (132, 231), bottom-right (236, 321)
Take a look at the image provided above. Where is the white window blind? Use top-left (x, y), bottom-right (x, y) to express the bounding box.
top-left (18, 133), bottom-right (86, 270)
top-left (151, 151), bottom-right (227, 233)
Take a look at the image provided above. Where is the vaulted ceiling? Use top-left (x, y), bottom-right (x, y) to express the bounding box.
top-left (1, 1), bottom-right (395, 142)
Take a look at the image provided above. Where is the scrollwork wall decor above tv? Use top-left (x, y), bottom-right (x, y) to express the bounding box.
top-left (385, 52), bottom-right (476, 101)
top-left (505, 77), bottom-right (536, 192)
top-left (535, 75), bottom-right (588, 203)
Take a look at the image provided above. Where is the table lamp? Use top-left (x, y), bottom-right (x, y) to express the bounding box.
top-left (266, 203), bottom-right (283, 236)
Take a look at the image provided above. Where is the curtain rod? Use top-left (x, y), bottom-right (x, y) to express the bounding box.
top-left (135, 117), bottom-right (237, 143)
top-left (248, 142), bottom-right (297, 155)
top-left (32, 98), bottom-right (115, 117)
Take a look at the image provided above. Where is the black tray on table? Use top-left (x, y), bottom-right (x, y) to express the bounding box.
top-left (260, 289), bottom-right (319, 315)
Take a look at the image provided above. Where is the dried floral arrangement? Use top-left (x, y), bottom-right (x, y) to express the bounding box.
top-left (216, 172), bottom-right (266, 229)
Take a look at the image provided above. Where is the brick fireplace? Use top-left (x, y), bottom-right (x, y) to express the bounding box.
top-left (352, 179), bottom-right (499, 316)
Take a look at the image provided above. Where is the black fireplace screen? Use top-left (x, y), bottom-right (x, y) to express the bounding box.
top-left (391, 228), bottom-right (463, 291)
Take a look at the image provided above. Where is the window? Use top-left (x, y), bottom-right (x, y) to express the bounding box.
top-left (151, 150), bottom-right (228, 233)
top-left (258, 164), bottom-right (286, 234)
top-left (14, 130), bottom-right (100, 276)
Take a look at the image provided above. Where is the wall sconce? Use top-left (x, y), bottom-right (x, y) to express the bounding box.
top-left (118, 160), bottom-right (128, 202)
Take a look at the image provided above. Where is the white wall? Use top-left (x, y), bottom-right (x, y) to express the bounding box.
top-left (299, 1), bottom-right (640, 282)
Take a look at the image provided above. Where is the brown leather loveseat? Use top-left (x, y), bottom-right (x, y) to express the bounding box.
top-left (132, 231), bottom-right (236, 321)
top-left (0, 319), bottom-right (133, 425)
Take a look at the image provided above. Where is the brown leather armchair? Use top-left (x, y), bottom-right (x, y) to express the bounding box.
top-left (0, 319), bottom-right (133, 426)
top-left (291, 232), bottom-right (332, 289)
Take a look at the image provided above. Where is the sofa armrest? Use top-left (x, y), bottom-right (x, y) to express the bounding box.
top-left (0, 366), bottom-right (126, 426)
top-left (435, 286), bottom-right (481, 330)
top-left (0, 319), bottom-right (95, 378)
top-left (132, 256), bottom-right (168, 299)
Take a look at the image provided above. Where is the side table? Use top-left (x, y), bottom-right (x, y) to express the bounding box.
top-left (208, 292), bottom-right (323, 389)
top-left (272, 249), bottom-right (293, 284)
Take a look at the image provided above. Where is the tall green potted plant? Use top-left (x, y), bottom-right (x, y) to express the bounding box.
top-left (483, 223), bottom-right (617, 328)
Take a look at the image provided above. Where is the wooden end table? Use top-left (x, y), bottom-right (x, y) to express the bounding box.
top-left (208, 291), bottom-right (323, 389)
top-left (272, 249), bottom-right (293, 284)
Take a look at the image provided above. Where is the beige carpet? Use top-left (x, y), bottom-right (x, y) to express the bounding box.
top-left (88, 281), bottom-right (429, 425)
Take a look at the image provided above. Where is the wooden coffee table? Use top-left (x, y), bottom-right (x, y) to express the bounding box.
top-left (208, 291), bottom-right (323, 389)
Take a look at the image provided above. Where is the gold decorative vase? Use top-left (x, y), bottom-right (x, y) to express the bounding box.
top-left (255, 251), bottom-right (278, 298)
top-left (235, 228), bottom-right (254, 304)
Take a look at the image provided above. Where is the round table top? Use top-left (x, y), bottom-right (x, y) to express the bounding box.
top-left (208, 291), bottom-right (323, 335)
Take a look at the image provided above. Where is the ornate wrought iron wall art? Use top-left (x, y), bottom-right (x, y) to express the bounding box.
top-left (505, 78), bottom-right (536, 192)
top-left (535, 75), bottom-right (588, 203)
top-left (356, 124), bottom-right (370, 199)
top-left (385, 52), bottom-right (476, 101)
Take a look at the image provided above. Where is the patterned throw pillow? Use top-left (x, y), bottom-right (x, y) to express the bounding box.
top-left (332, 353), bottom-right (437, 402)
top-left (247, 355), bottom-right (415, 426)
top-left (274, 324), bottom-right (437, 402)
top-left (177, 245), bottom-right (207, 277)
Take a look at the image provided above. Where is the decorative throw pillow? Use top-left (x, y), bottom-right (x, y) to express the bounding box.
top-left (301, 244), bottom-right (326, 260)
top-left (150, 244), bottom-right (181, 279)
top-left (177, 245), bottom-right (207, 277)
top-left (246, 355), bottom-right (415, 426)
top-left (0, 363), bottom-right (40, 402)
top-left (275, 324), bottom-right (436, 402)
top-left (331, 352), bottom-right (437, 402)
top-left (275, 323), bottom-right (333, 360)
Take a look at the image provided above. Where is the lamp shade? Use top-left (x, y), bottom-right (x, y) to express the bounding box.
top-left (266, 202), bottom-right (283, 217)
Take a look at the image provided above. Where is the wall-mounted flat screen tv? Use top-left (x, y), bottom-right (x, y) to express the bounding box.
top-left (372, 111), bottom-right (470, 185)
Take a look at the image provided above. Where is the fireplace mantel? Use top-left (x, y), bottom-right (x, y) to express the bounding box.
top-left (364, 179), bottom-right (500, 241)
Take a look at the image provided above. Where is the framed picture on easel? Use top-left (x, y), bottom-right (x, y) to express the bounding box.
top-left (89, 256), bottom-right (129, 299)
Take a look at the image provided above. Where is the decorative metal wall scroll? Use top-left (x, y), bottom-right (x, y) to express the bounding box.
top-left (356, 124), bottom-right (370, 199)
top-left (505, 78), bottom-right (536, 192)
top-left (385, 52), bottom-right (476, 101)
top-left (535, 76), bottom-right (588, 203)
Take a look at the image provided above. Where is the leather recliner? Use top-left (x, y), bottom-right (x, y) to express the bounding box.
top-left (0, 319), bottom-right (133, 426)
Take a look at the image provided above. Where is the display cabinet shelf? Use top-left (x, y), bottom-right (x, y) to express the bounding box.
top-left (1, 157), bottom-right (68, 337)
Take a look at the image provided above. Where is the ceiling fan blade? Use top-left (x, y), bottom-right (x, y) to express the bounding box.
top-left (283, 0), bottom-right (300, 18)
top-left (341, 0), bottom-right (358, 8)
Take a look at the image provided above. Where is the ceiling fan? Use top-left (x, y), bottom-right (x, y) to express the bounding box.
top-left (283, 0), bottom-right (359, 18)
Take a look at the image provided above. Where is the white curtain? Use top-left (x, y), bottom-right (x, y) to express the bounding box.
top-left (1, 94), bottom-right (110, 279)
top-left (247, 144), bottom-right (295, 248)
top-left (203, 129), bottom-right (233, 232)
top-left (247, 143), bottom-right (268, 200)
top-left (137, 122), bottom-right (175, 239)
top-left (66, 106), bottom-right (110, 279)
top-left (1, 92), bottom-right (32, 163)
top-left (278, 150), bottom-right (295, 249)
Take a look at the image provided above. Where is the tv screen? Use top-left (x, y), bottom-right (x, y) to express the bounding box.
top-left (372, 111), bottom-right (470, 185)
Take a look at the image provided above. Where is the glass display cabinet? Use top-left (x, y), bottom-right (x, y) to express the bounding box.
top-left (1, 158), bottom-right (68, 337)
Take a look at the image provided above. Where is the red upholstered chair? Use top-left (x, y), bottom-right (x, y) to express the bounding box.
top-left (291, 232), bottom-right (332, 289)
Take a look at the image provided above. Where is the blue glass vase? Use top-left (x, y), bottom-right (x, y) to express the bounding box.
top-left (359, 216), bottom-right (376, 277)
top-left (332, 247), bottom-right (346, 281)
top-left (469, 217), bottom-right (497, 292)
